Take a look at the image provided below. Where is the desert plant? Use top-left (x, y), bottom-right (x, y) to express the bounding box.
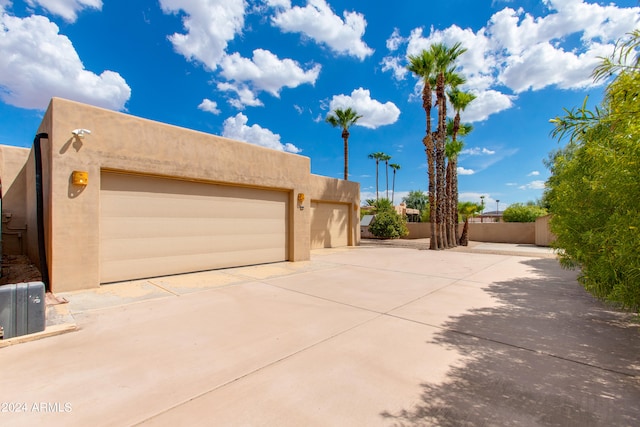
top-left (502, 203), bottom-right (547, 223)
top-left (369, 211), bottom-right (409, 239)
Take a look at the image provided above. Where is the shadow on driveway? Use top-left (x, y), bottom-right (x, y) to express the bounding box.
top-left (381, 259), bottom-right (640, 426)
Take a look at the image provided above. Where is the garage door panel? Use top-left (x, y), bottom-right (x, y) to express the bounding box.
top-left (101, 247), bottom-right (285, 281)
top-left (101, 193), bottom-right (286, 220)
top-left (101, 233), bottom-right (287, 260)
top-left (101, 217), bottom-right (286, 239)
top-left (100, 172), bottom-right (289, 283)
top-left (310, 201), bottom-right (349, 249)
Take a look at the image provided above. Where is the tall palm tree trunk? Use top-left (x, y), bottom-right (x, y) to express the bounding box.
top-left (375, 160), bottom-right (379, 201)
top-left (421, 82), bottom-right (437, 250)
top-left (342, 129), bottom-right (349, 180)
top-left (451, 155), bottom-right (460, 245)
top-left (391, 170), bottom-right (396, 205)
top-left (385, 160), bottom-right (390, 200)
top-left (445, 159), bottom-right (456, 248)
top-left (435, 71), bottom-right (448, 249)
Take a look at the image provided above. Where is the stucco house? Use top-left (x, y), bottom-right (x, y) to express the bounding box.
top-left (0, 98), bottom-right (360, 293)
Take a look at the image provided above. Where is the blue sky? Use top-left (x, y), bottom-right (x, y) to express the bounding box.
top-left (1, 0), bottom-right (638, 211)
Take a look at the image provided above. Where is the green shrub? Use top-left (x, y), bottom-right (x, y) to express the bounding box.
top-left (369, 211), bottom-right (409, 239)
top-left (502, 203), bottom-right (547, 222)
top-left (546, 31), bottom-right (640, 311)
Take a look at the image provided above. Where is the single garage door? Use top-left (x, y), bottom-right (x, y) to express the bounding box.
top-left (100, 172), bottom-right (289, 283)
top-left (310, 201), bottom-right (349, 249)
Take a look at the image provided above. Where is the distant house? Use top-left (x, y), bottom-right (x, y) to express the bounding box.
top-left (474, 210), bottom-right (504, 223)
top-left (395, 203), bottom-right (420, 222)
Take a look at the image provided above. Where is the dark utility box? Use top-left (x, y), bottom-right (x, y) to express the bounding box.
top-left (0, 282), bottom-right (46, 339)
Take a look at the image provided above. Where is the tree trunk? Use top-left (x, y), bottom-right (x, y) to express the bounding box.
top-left (422, 80), bottom-right (437, 251)
top-left (392, 171), bottom-right (396, 205)
top-left (424, 135), bottom-right (436, 250)
top-left (342, 129), bottom-right (349, 180)
top-left (435, 71), bottom-right (447, 249)
top-left (375, 160), bottom-right (379, 201)
top-left (445, 160), bottom-right (457, 248)
top-left (386, 161), bottom-right (389, 200)
top-left (452, 155), bottom-right (460, 245)
top-left (459, 217), bottom-right (469, 246)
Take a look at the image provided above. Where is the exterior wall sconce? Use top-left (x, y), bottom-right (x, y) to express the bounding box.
top-left (72, 171), bottom-right (89, 186)
top-left (297, 193), bottom-right (305, 210)
top-left (71, 129), bottom-right (91, 138)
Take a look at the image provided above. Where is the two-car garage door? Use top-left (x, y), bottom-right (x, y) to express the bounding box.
top-left (100, 172), bottom-right (289, 283)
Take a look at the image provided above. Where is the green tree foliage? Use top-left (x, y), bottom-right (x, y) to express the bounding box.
top-left (402, 190), bottom-right (429, 212)
top-left (369, 198), bottom-right (394, 213)
top-left (502, 203), bottom-right (548, 223)
top-left (457, 201), bottom-right (483, 246)
top-left (402, 190), bottom-right (429, 221)
top-left (369, 206), bottom-right (409, 239)
top-left (458, 201), bottom-right (483, 221)
top-left (546, 31), bottom-right (640, 312)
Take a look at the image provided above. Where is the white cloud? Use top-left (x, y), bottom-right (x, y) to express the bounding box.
top-left (498, 41), bottom-right (603, 93)
top-left (461, 147), bottom-right (496, 156)
top-left (0, 11), bottom-right (130, 110)
top-left (198, 98), bottom-right (220, 114)
top-left (528, 170), bottom-right (540, 176)
top-left (519, 180), bottom-right (546, 190)
top-left (386, 28), bottom-right (405, 51)
top-left (265, 0), bottom-right (290, 7)
top-left (159, 0), bottom-right (246, 71)
top-left (217, 82), bottom-right (263, 109)
top-left (461, 89), bottom-right (514, 122)
top-left (271, 0), bottom-right (373, 60)
top-left (220, 48), bottom-right (320, 97)
top-left (380, 56), bottom-right (408, 81)
top-left (457, 167), bottom-right (475, 175)
top-left (390, 1), bottom-right (640, 121)
top-left (328, 88), bottom-right (400, 129)
top-left (26, 0), bottom-right (101, 22)
top-left (222, 113), bottom-right (301, 153)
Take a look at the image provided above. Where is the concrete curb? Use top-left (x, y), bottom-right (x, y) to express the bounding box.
top-left (0, 323), bottom-right (78, 348)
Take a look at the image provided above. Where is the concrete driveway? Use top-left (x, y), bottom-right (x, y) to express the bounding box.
top-left (2, 246), bottom-right (639, 426)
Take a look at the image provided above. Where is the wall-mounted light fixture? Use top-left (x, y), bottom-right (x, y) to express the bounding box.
top-left (72, 171), bottom-right (89, 186)
top-left (297, 193), bottom-right (305, 211)
top-left (71, 128), bottom-right (92, 138)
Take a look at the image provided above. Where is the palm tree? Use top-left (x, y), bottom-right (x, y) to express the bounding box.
top-left (407, 49), bottom-right (437, 249)
top-left (389, 163), bottom-right (401, 204)
top-left (407, 42), bottom-right (466, 249)
top-left (445, 135), bottom-right (463, 247)
top-left (444, 121), bottom-right (472, 247)
top-left (368, 151), bottom-right (386, 201)
top-left (381, 153), bottom-right (392, 200)
top-left (447, 89), bottom-right (476, 245)
top-left (457, 201), bottom-right (483, 246)
top-left (448, 89), bottom-right (476, 141)
top-left (326, 107), bottom-right (362, 180)
top-left (432, 42), bottom-right (467, 249)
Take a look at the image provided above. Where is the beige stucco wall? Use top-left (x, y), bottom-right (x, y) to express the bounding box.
top-left (308, 174), bottom-right (360, 246)
top-left (15, 97), bottom-right (359, 292)
top-left (535, 215), bottom-right (556, 246)
top-left (0, 145), bottom-right (31, 255)
top-left (404, 222), bottom-right (537, 244)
